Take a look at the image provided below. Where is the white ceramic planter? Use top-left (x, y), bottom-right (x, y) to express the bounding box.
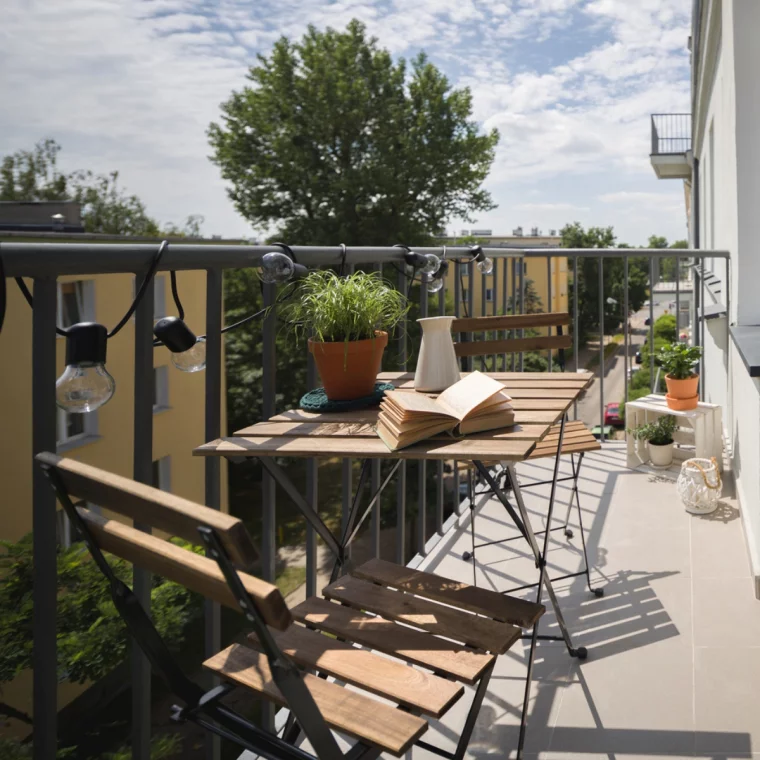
top-left (648, 442), bottom-right (674, 468)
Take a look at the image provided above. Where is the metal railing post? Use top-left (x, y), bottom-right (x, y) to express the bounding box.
top-left (467, 260), bottom-right (475, 372)
top-left (452, 260), bottom-right (461, 518)
top-left (370, 262), bottom-right (382, 557)
top-left (306, 338), bottom-right (318, 593)
top-left (418, 277), bottom-right (428, 555)
top-left (624, 257), bottom-right (629, 409)
top-left (547, 257), bottom-right (553, 371)
top-left (501, 255), bottom-right (508, 370)
top-left (573, 256), bottom-right (579, 419)
top-left (204, 269), bottom-right (223, 760)
top-left (437, 270), bottom-right (445, 534)
top-left (649, 258), bottom-right (655, 390)
top-left (32, 278), bottom-right (57, 760)
top-left (260, 281), bottom-right (277, 731)
top-left (598, 257), bottom-right (605, 442)
top-left (511, 258), bottom-right (517, 371)
top-left (519, 261), bottom-right (525, 371)
top-left (132, 271), bottom-right (155, 760)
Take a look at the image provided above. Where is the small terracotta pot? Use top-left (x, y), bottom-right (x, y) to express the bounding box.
top-left (665, 374), bottom-right (699, 410)
top-left (665, 393), bottom-right (699, 411)
top-left (308, 331), bottom-right (388, 401)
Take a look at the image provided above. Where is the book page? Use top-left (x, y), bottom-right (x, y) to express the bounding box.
top-left (435, 371), bottom-right (508, 421)
top-left (383, 390), bottom-right (456, 420)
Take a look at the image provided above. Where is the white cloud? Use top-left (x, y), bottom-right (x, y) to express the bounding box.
top-left (515, 202), bottom-right (591, 211)
top-left (0, 0), bottom-right (693, 243)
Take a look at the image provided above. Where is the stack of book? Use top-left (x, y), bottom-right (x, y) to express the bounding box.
top-left (377, 371), bottom-right (515, 451)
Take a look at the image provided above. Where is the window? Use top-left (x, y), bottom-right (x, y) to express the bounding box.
top-left (153, 366), bottom-right (170, 412)
top-left (57, 407), bottom-right (98, 450)
top-left (485, 288), bottom-right (494, 302)
top-left (152, 456), bottom-right (171, 492)
top-left (57, 280), bottom-right (94, 330)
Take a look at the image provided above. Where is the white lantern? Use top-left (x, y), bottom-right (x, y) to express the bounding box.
top-left (677, 457), bottom-right (722, 514)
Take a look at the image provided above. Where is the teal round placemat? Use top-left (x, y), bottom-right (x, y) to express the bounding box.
top-left (299, 382), bottom-right (396, 412)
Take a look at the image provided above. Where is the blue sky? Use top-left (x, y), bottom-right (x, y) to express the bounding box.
top-left (2, 0), bottom-right (692, 245)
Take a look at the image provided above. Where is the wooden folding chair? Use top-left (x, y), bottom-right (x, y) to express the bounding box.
top-left (37, 453), bottom-right (544, 760)
top-left (451, 312), bottom-right (605, 598)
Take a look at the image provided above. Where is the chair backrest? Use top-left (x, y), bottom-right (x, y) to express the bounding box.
top-left (451, 312), bottom-right (571, 363)
top-left (36, 452), bottom-right (292, 631)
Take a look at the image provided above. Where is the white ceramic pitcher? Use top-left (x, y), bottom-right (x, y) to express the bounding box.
top-left (414, 316), bottom-right (461, 392)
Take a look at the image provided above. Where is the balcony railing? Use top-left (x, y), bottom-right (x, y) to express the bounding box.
top-left (650, 113), bottom-right (692, 156)
top-left (0, 242), bottom-right (731, 760)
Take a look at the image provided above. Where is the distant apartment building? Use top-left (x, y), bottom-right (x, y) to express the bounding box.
top-left (437, 228), bottom-right (568, 316)
top-left (0, 206), bottom-right (229, 545)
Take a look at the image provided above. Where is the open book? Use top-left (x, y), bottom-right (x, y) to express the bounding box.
top-left (377, 371), bottom-right (515, 451)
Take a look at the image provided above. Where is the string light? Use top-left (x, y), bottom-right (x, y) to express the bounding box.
top-left (470, 244), bottom-right (494, 275)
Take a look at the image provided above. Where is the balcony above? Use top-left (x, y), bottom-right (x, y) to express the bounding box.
top-left (650, 113), bottom-right (692, 180)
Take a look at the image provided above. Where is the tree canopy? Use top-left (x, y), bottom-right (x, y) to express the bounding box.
top-left (561, 222), bottom-right (650, 344)
top-left (0, 139), bottom-right (202, 237)
top-left (208, 20), bottom-right (499, 245)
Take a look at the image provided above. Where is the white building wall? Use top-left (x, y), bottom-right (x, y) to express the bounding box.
top-left (694, 0), bottom-right (760, 593)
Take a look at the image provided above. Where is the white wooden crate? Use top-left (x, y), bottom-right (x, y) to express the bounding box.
top-left (625, 394), bottom-right (723, 471)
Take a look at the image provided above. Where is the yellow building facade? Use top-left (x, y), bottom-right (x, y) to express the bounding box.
top-left (440, 234), bottom-right (569, 316)
top-left (0, 232), bottom-right (228, 728)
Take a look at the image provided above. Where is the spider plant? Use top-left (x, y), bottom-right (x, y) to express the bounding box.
top-left (283, 270), bottom-right (409, 344)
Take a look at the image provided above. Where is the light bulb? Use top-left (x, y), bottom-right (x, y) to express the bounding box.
top-left (259, 252), bottom-right (295, 284)
top-left (427, 276), bottom-right (444, 293)
top-left (56, 323), bottom-right (115, 412)
top-left (171, 336), bottom-right (206, 372)
top-left (154, 316), bottom-right (206, 373)
top-left (477, 257), bottom-right (494, 275)
top-left (421, 254), bottom-right (441, 276)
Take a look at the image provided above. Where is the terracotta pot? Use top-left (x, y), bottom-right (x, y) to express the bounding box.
top-left (308, 331), bottom-right (388, 401)
top-left (665, 373), bottom-right (699, 410)
top-left (665, 393), bottom-right (699, 411)
top-left (648, 442), bottom-right (674, 468)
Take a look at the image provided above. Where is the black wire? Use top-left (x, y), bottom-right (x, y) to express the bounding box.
top-left (216, 282), bottom-right (297, 336)
top-left (170, 270), bottom-right (185, 321)
top-left (108, 240), bottom-right (168, 338)
top-left (14, 277), bottom-right (68, 336)
top-left (406, 269), bottom-right (417, 300)
top-left (339, 243), bottom-right (347, 276)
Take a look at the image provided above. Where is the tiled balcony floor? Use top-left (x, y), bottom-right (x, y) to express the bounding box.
top-left (409, 442), bottom-right (759, 759)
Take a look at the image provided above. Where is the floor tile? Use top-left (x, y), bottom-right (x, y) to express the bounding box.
top-left (694, 647), bottom-right (760, 754)
top-left (549, 639), bottom-right (695, 755)
top-left (692, 578), bottom-right (760, 647)
top-left (691, 503), bottom-right (750, 579)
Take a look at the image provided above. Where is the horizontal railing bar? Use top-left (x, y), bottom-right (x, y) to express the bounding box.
top-left (0, 244), bottom-right (522, 277)
top-left (0, 243), bottom-right (729, 277)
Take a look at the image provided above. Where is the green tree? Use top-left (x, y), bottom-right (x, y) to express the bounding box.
top-left (653, 313), bottom-right (677, 342)
top-left (647, 235), bottom-right (668, 249)
top-left (0, 534), bottom-right (203, 723)
top-left (0, 139), bottom-right (162, 236)
top-left (208, 20), bottom-right (499, 245)
top-left (562, 223), bottom-right (650, 346)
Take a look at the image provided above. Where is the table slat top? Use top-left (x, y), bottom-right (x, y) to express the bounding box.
top-left (194, 371), bottom-right (592, 462)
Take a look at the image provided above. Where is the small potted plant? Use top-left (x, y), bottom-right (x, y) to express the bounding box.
top-left (284, 270), bottom-right (408, 401)
top-left (627, 415), bottom-right (678, 468)
top-left (656, 342), bottom-right (703, 410)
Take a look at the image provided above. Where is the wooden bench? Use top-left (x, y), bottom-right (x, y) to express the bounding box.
top-left (37, 453), bottom-right (544, 760)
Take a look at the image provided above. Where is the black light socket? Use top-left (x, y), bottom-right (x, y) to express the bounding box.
top-left (469, 245), bottom-right (485, 262)
top-left (293, 263), bottom-right (309, 280)
top-left (403, 251), bottom-right (426, 268)
top-left (65, 322), bottom-right (108, 366)
top-left (154, 316), bottom-right (198, 353)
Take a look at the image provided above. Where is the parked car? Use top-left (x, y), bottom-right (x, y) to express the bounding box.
top-left (604, 402), bottom-right (623, 427)
top-left (591, 425), bottom-right (614, 440)
top-left (635, 350), bottom-right (643, 364)
top-left (644, 317), bottom-right (652, 326)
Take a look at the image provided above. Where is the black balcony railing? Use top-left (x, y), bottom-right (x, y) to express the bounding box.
top-left (651, 113), bottom-right (692, 155)
top-left (0, 241), bottom-right (730, 760)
